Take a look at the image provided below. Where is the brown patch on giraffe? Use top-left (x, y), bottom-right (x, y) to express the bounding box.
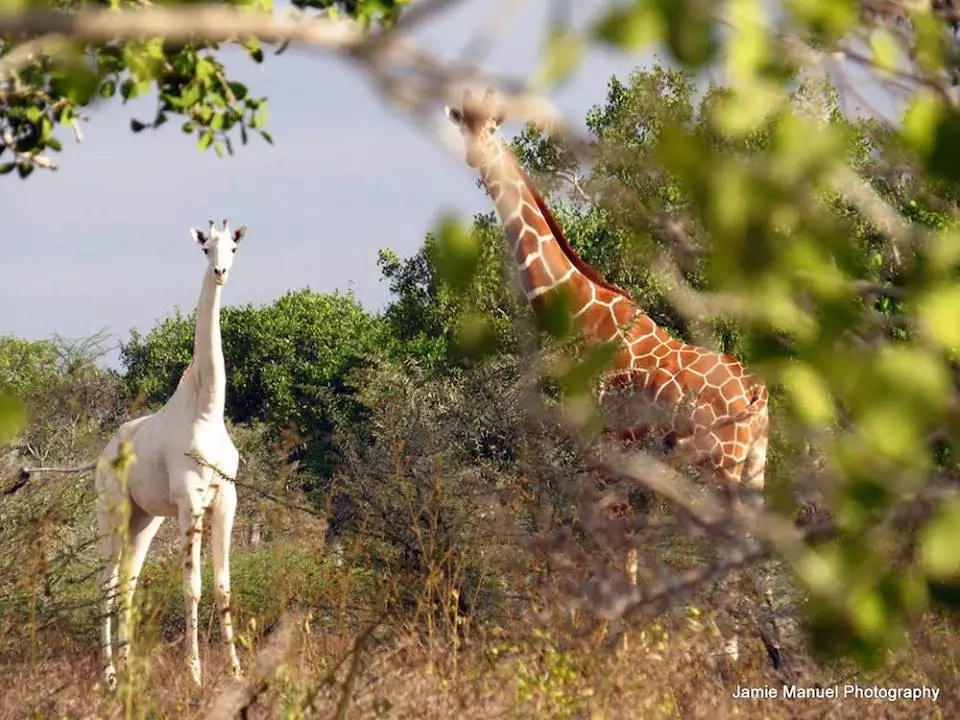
top-left (651, 343), bottom-right (672, 360)
top-left (513, 235), bottom-right (534, 266)
top-left (628, 333), bottom-right (659, 358)
top-left (520, 201), bottom-right (547, 234)
top-left (504, 215), bottom-right (525, 242)
top-left (612, 298), bottom-right (637, 327)
top-left (524, 258), bottom-right (555, 295)
top-left (679, 347), bottom-right (701, 368)
top-left (720, 377), bottom-right (743, 402)
top-left (703, 361), bottom-right (730, 388)
top-left (722, 355), bottom-right (745, 376)
top-left (659, 349), bottom-right (683, 375)
top-left (582, 311), bottom-right (621, 343)
top-left (736, 423), bottom-right (751, 445)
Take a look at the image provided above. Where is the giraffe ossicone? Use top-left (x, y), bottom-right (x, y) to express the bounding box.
top-left (445, 86), bottom-right (770, 571)
top-left (94, 219), bottom-right (246, 689)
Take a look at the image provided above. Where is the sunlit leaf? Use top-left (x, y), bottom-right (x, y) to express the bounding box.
top-left (920, 501), bottom-right (960, 579)
top-left (0, 393), bottom-right (25, 441)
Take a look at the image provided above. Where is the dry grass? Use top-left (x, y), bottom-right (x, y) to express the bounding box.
top-left (2, 562), bottom-right (958, 720)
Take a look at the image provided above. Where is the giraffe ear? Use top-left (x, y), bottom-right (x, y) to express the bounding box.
top-left (190, 228), bottom-right (207, 246)
top-left (232, 225), bottom-right (248, 244)
top-left (445, 106), bottom-right (463, 125)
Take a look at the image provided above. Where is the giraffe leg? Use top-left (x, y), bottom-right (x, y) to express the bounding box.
top-left (211, 480), bottom-right (242, 679)
top-left (738, 432), bottom-right (785, 671)
top-left (96, 508), bottom-right (121, 691)
top-left (117, 507), bottom-right (165, 671)
top-left (95, 463), bottom-right (127, 692)
top-left (178, 498), bottom-right (205, 687)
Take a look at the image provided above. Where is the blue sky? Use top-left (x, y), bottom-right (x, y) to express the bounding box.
top-left (1, 1), bottom-right (893, 367)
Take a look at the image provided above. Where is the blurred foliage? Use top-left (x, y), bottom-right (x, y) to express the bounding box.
top-left (0, 0), bottom-right (408, 178)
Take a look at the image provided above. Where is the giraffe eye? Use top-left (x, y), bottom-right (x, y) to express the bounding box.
top-left (202, 248), bottom-right (209, 255)
top-left (232, 248), bottom-right (237, 254)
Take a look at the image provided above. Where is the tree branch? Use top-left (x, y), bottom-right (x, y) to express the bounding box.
top-left (4, 461), bottom-right (96, 495)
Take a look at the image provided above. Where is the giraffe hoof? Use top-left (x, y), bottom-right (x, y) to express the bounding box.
top-left (188, 663), bottom-right (202, 687)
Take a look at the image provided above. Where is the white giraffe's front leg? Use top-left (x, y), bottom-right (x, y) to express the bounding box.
top-left (179, 503), bottom-right (204, 686)
top-left (97, 531), bottom-right (120, 690)
top-left (211, 480), bottom-right (242, 679)
top-left (116, 511), bottom-right (165, 669)
top-left (96, 488), bottom-right (123, 691)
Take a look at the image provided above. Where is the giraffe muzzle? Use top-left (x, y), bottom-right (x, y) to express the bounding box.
top-left (466, 147), bottom-right (484, 168)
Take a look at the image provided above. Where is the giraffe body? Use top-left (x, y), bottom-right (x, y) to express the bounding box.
top-left (94, 220), bottom-right (247, 689)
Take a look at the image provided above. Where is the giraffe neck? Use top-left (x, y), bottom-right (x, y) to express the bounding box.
top-left (479, 142), bottom-right (632, 337)
top-left (189, 269), bottom-right (226, 420)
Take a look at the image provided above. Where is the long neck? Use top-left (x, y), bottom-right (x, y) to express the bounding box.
top-left (191, 269), bottom-right (226, 419)
top-left (478, 142), bottom-right (628, 334)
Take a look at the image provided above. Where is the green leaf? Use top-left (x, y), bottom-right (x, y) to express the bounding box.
top-left (655, 0), bottom-right (717, 69)
top-left (538, 287), bottom-right (576, 340)
top-left (17, 163), bottom-right (34, 179)
top-left (120, 78), bottom-right (137, 101)
top-left (532, 27), bottom-right (586, 90)
top-left (901, 96), bottom-right (960, 183)
top-left (780, 361), bottom-right (834, 424)
top-left (130, 119), bottom-right (146, 133)
top-left (198, 130), bottom-right (213, 151)
top-left (867, 27), bottom-right (902, 76)
top-left (784, 0), bottom-right (858, 43)
top-left (916, 283), bottom-right (960, 356)
top-left (0, 393), bottom-right (25, 441)
top-left (920, 501), bottom-right (960, 579)
top-left (434, 215), bottom-right (479, 294)
top-left (593, 4), bottom-right (661, 49)
top-left (453, 313), bottom-right (497, 358)
top-left (228, 81), bottom-right (249, 100)
top-left (0, 163), bottom-right (15, 175)
top-left (911, 6), bottom-right (946, 72)
top-left (558, 340), bottom-right (619, 398)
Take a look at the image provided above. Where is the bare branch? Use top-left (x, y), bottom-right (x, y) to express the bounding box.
top-left (4, 461), bottom-right (96, 495)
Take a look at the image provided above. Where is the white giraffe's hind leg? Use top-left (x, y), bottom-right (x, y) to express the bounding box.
top-left (211, 480), bottom-right (242, 678)
top-left (178, 497), bottom-right (205, 686)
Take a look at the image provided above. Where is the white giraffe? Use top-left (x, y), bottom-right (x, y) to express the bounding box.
top-left (95, 219), bottom-right (246, 689)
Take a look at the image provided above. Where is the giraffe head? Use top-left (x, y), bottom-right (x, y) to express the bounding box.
top-left (445, 87), bottom-right (505, 169)
top-left (189, 219), bottom-right (247, 286)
